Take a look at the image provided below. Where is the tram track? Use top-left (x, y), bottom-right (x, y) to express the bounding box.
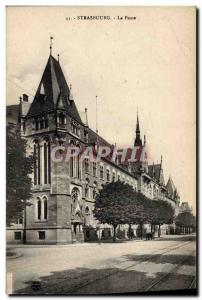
top-left (17, 240), bottom-right (195, 294)
top-left (140, 250), bottom-right (196, 292)
top-left (68, 241), bottom-right (195, 294)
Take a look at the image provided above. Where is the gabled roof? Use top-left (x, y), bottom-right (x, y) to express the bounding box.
top-left (148, 163), bottom-right (165, 185)
top-left (27, 55), bottom-right (82, 123)
top-left (166, 176), bottom-right (175, 196)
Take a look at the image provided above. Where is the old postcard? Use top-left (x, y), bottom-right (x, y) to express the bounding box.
top-left (6, 6), bottom-right (196, 295)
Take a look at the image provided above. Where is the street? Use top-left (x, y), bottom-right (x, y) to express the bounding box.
top-left (7, 235), bottom-right (196, 295)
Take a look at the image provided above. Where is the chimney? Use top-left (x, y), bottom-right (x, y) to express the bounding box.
top-left (22, 94), bottom-right (29, 102)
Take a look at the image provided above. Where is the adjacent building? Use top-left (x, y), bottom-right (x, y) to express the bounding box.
top-left (7, 51), bottom-right (182, 244)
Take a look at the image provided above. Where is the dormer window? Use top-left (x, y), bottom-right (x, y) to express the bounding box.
top-left (58, 112), bottom-right (66, 127)
top-left (84, 129), bottom-right (88, 142)
top-left (40, 118), bottom-right (44, 130)
top-left (71, 121), bottom-right (80, 137)
top-left (35, 119), bottom-right (39, 130)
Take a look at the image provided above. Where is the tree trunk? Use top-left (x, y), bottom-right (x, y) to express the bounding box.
top-left (23, 200), bottom-right (26, 244)
top-left (140, 223), bottom-right (143, 240)
top-left (158, 224), bottom-right (161, 237)
top-left (113, 225), bottom-right (117, 243)
top-left (151, 224), bottom-right (153, 233)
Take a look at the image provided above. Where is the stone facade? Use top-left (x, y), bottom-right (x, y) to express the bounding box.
top-left (7, 53), bottom-right (181, 244)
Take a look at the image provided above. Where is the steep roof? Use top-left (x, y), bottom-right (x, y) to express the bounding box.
top-left (166, 176), bottom-right (175, 196)
top-left (148, 163), bottom-right (165, 185)
top-left (27, 55), bottom-right (82, 123)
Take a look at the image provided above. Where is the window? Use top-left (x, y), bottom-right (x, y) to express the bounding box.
top-left (106, 169), bottom-right (110, 182)
top-left (33, 141), bottom-right (40, 185)
top-left (70, 143), bottom-right (75, 177)
top-left (44, 142), bottom-right (47, 184)
top-left (112, 172), bottom-right (116, 181)
top-left (37, 199), bottom-right (41, 220)
top-left (117, 174), bottom-right (120, 181)
top-left (58, 113), bottom-right (66, 126)
top-left (85, 158), bottom-right (89, 174)
top-left (76, 145), bottom-right (80, 179)
top-left (35, 119), bottom-right (39, 131)
top-left (14, 232), bottom-right (22, 240)
top-left (93, 162), bottom-right (97, 177)
top-left (18, 218), bottom-right (23, 224)
top-left (40, 119), bottom-right (44, 130)
top-left (71, 122), bottom-right (80, 136)
top-left (93, 182), bottom-right (97, 199)
top-left (84, 129), bottom-right (88, 142)
top-left (100, 165), bottom-right (104, 179)
top-left (43, 198), bottom-right (48, 220)
top-left (85, 206), bottom-right (90, 224)
top-left (45, 118), bottom-right (49, 128)
top-left (38, 231), bottom-right (45, 240)
top-left (85, 178), bottom-right (90, 198)
top-left (93, 189), bottom-right (96, 199)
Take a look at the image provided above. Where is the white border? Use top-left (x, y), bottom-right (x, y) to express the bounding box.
top-left (1, 1), bottom-right (200, 300)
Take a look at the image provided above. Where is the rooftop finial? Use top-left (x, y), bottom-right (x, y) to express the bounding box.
top-left (57, 54), bottom-right (60, 62)
top-left (50, 36), bottom-right (54, 55)
top-left (84, 107), bottom-right (89, 126)
top-left (144, 134), bottom-right (146, 146)
top-left (160, 155), bottom-right (163, 166)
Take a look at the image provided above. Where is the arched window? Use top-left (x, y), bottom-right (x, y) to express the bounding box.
top-left (85, 178), bottom-right (90, 198)
top-left (84, 158), bottom-right (89, 174)
top-left (70, 142), bottom-right (75, 177)
top-left (71, 187), bottom-right (81, 216)
top-left (106, 169), bottom-right (110, 182)
top-left (33, 140), bottom-right (40, 185)
top-left (76, 145), bottom-right (80, 179)
top-left (85, 206), bottom-right (90, 225)
top-left (37, 199), bottom-right (41, 220)
top-left (43, 139), bottom-right (51, 184)
top-left (93, 162), bottom-right (97, 177)
top-left (93, 181), bottom-right (97, 199)
top-left (44, 142), bottom-right (47, 184)
top-left (100, 165), bottom-right (104, 179)
top-left (43, 197), bottom-right (48, 220)
top-left (112, 172), bottom-right (116, 181)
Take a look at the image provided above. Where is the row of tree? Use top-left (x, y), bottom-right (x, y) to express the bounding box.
top-left (93, 180), bottom-right (175, 242)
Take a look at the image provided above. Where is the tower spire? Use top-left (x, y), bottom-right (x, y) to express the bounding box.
top-left (50, 36), bottom-right (54, 55)
top-left (134, 111), bottom-right (142, 147)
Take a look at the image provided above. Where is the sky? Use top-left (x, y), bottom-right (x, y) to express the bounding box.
top-left (6, 6), bottom-right (196, 212)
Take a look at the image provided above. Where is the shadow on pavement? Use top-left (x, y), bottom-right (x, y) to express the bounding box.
top-left (14, 253), bottom-right (196, 296)
top-left (123, 254), bottom-right (196, 266)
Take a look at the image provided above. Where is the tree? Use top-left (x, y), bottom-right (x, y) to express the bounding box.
top-left (125, 192), bottom-right (148, 239)
top-left (93, 181), bottom-right (140, 242)
top-left (150, 200), bottom-right (175, 237)
top-left (6, 124), bottom-right (33, 229)
top-left (175, 211), bottom-right (196, 234)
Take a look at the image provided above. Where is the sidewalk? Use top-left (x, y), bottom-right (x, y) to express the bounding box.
top-left (7, 234), bottom-right (194, 249)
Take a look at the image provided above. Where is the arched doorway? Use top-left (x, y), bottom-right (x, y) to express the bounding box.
top-left (71, 187), bottom-right (84, 242)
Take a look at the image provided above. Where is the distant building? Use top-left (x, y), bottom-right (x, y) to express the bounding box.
top-left (7, 51), bottom-right (183, 244)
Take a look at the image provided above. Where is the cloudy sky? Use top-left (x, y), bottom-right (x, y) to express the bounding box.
top-left (6, 6), bottom-right (196, 212)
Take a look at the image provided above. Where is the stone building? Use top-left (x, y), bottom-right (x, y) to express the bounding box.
top-left (7, 52), bottom-right (181, 244)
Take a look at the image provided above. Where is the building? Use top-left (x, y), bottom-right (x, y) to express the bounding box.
top-left (7, 50), bottom-right (181, 244)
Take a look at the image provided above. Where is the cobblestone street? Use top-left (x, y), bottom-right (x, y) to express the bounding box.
top-left (7, 235), bottom-right (196, 295)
